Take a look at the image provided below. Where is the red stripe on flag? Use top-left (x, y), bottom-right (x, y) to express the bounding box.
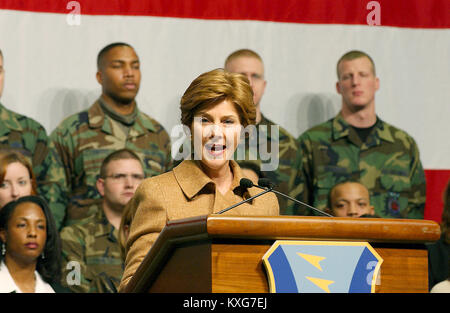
top-left (0, 0), bottom-right (449, 29)
top-left (424, 169), bottom-right (450, 223)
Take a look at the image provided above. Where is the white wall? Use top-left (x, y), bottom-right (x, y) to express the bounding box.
top-left (1, 11), bottom-right (449, 168)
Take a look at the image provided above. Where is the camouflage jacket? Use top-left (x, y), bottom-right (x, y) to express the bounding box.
top-left (288, 113), bottom-right (426, 219)
top-left (0, 102), bottom-right (49, 186)
top-left (41, 99), bottom-right (172, 229)
top-left (235, 114), bottom-right (298, 214)
top-left (60, 201), bottom-right (123, 293)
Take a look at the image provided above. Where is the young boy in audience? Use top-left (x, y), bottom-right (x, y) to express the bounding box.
top-left (326, 181), bottom-right (376, 218)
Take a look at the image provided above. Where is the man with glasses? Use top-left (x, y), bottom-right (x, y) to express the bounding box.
top-left (59, 149), bottom-right (144, 293)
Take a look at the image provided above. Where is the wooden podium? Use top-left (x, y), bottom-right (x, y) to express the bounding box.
top-left (123, 215), bottom-right (441, 293)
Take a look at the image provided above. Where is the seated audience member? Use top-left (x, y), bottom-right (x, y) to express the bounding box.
top-left (119, 69), bottom-right (279, 291)
top-left (60, 149), bottom-right (145, 293)
top-left (326, 181), bottom-right (375, 218)
top-left (0, 49), bottom-right (49, 191)
top-left (289, 50), bottom-right (426, 219)
top-left (0, 195), bottom-right (66, 293)
top-left (0, 149), bottom-right (37, 208)
top-left (427, 180), bottom-right (450, 291)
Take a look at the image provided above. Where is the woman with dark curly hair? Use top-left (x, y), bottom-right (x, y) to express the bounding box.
top-left (0, 195), bottom-right (67, 293)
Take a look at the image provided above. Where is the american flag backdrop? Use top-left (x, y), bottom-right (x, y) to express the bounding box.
top-left (1, 0), bottom-right (449, 222)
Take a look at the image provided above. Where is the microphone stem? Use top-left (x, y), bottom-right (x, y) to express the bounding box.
top-left (271, 189), bottom-right (332, 217)
top-left (216, 187), bottom-right (274, 215)
top-left (254, 186), bottom-right (333, 217)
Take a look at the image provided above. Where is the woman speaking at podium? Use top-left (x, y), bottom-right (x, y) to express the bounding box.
top-left (119, 68), bottom-right (279, 291)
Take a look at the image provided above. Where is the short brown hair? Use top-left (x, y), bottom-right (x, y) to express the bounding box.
top-left (337, 50), bottom-right (376, 79)
top-left (0, 149), bottom-right (37, 195)
top-left (224, 49), bottom-right (263, 68)
top-left (180, 68), bottom-right (256, 128)
top-left (99, 149), bottom-right (143, 179)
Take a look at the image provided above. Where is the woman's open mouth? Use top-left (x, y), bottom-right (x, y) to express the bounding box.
top-left (205, 143), bottom-right (227, 158)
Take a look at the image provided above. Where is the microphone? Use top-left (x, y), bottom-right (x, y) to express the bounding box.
top-left (257, 178), bottom-right (333, 217)
top-left (216, 178), bottom-right (273, 214)
top-left (239, 178), bottom-right (254, 189)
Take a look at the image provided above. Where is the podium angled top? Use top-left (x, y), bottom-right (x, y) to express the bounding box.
top-left (167, 214), bottom-right (441, 243)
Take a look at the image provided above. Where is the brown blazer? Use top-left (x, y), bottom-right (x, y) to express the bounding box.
top-left (119, 160), bottom-right (279, 291)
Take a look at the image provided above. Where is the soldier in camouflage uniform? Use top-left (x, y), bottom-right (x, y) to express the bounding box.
top-left (60, 149), bottom-right (145, 292)
top-left (0, 49), bottom-right (49, 187)
top-left (289, 50), bottom-right (426, 218)
top-left (41, 43), bottom-right (172, 229)
top-left (224, 49), bottom-right (298, 214)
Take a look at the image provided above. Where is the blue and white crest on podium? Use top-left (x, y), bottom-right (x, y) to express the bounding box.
top-left (262, 241), bottom-right (383, 293)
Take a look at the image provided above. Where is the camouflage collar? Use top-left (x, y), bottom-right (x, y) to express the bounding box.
top-left (373, 119), bottom-right (395, 143)
top-left (87, 99), bottom-right (156, 135)
top-left (332, 112), bottom-right (395, 144)
top-left (0, 103), bottom-right (24, 135)
top-left (131, 111), bottom-right (157, 134)
top-left (173, 159), bottom-right (257, 200)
